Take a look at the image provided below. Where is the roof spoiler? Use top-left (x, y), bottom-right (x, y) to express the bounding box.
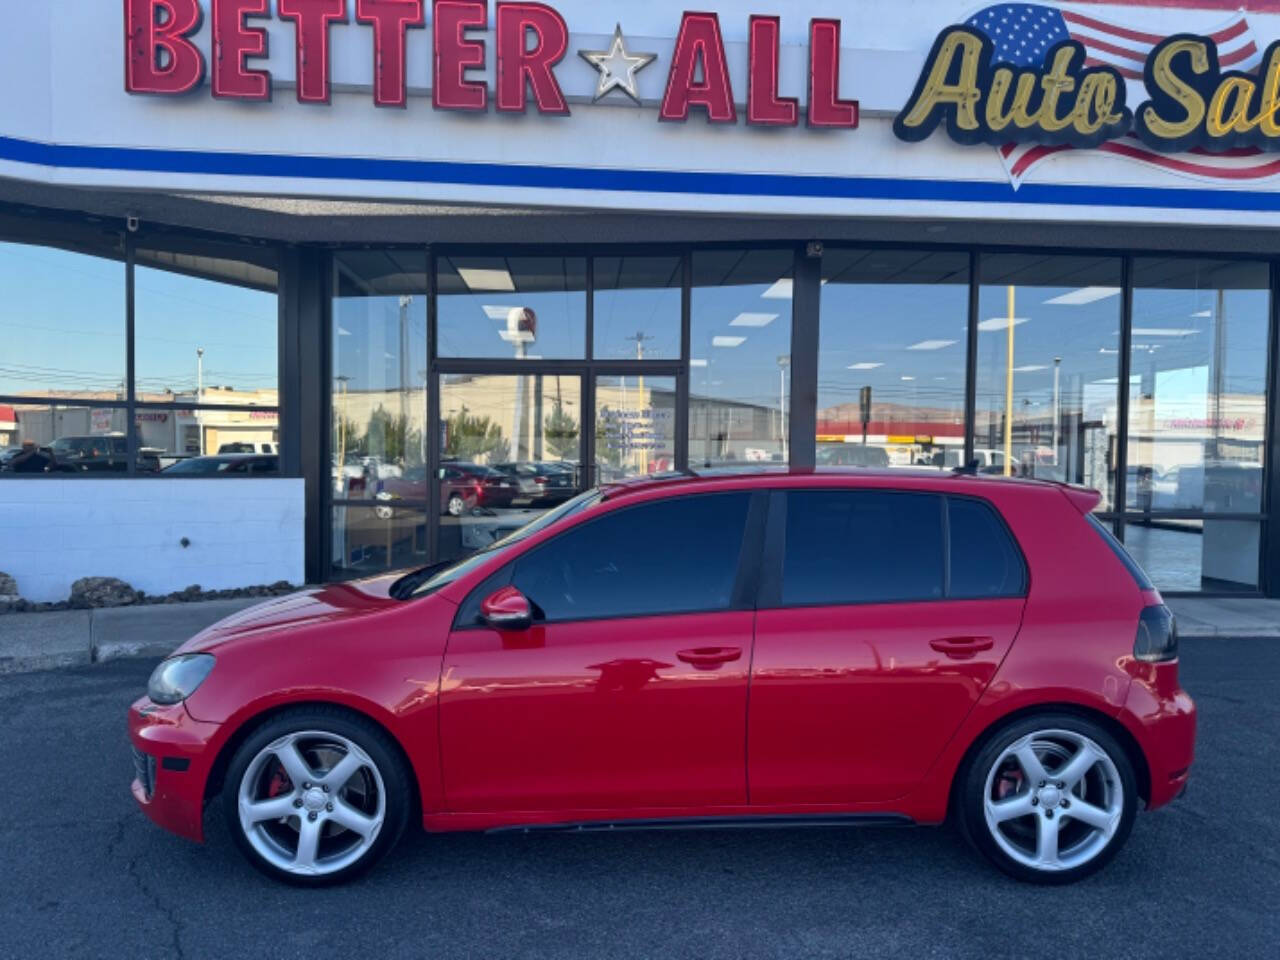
top-left (1058, 484), bottom-right (1103, 514)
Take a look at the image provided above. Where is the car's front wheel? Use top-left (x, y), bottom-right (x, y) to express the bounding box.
top-left (956, 713), bottom-right (1137, 884)
top-left (446, 493), bottom-right (465, 516)
top-left (222, 707), bottom-right (411, 885)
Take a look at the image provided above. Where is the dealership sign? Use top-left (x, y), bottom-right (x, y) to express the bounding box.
top-left (124, 0), bottom-right (857, 126)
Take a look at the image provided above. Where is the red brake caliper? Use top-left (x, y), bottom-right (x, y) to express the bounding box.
top-left (266, 763), bottom-right (293, 798)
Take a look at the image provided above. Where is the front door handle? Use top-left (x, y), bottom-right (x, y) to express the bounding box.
top-left (929, 636), bottom-right (995, 660)
top-left (676, 646), bottom-right (743, 669)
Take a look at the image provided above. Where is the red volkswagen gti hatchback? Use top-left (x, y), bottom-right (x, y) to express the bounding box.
top-left (128, 469), bottom-right (1195, 886)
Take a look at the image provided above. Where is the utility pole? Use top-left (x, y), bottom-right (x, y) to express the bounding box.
top-left (1004, 287), bottom-right (1015, 476)
top-left (196, 347), bottom-right (205, 455)
top-left (1052, 356), bottom-right (1062, 469)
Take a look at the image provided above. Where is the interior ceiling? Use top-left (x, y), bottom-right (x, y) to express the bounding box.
top-left (2, 175), bottom-right (1278, 254)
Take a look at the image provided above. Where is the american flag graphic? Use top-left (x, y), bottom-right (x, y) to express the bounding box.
top-left (964, 4), bottom-right (1276, 187)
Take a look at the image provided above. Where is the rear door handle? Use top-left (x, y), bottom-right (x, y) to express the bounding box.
top-left (929, 636), bottom-right (995, 660)
top-left (677, 646), bottom-right (743, 669)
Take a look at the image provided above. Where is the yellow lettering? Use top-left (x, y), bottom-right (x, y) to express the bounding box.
top-left (1207, 76), bottom-right (1259, 136)
top-left (1140, 39), bottom-right (1209, 140)
top-left (1008, 72), bottom-right (1040, 129)
top-left (1069, 73), bottom-right (1125, 135)
top-left (898, 29), bottom-right (984, 132)
top-left (1038, 47), bottom-right (1079, 132)
top-left (985, 67), bottom-right (1016, 131)
top-left (1256, 46), bottom-right (1280, 137)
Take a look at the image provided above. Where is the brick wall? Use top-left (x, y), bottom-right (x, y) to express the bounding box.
top-left (0, 479), bottom-right (305, 603)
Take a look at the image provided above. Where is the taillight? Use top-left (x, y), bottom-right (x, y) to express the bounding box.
top-left (1134, 604), bottom-right (1178, 662)
top-left (534, 476), bottom-right (548, 484)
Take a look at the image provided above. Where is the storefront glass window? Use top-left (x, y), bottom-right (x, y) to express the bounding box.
top-left (689, 249), bottom-right (794, 468)
top-left (134, 248), bottom-right (279, 406)
top-left (1123, 519), bottom-right (1260, 592)
top-left (976, 255), bottom-right (1123, 508)
top-left (1, 403), bottom-right (128, 474)
top-left (592, 256), bottom-right (682, 360)
top-left (594, 375), bottom-right (677, 481)
top-left (438, 373), bottom-right (583, 561)
top-left (0, 237), bottom-right (125, 400)
top-left (332, 251), bottom-right (428, 502)
top-left (818, 249), bottom-right (969, 470)
top-left (1127, 259), bottom-right (1269, 514)
top-left (437, 256), bottom-right (586, 359)
top-left (331, 503), bottom-right (428, 580)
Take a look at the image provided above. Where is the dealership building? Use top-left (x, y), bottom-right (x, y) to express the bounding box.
top-left (2, 0), bottom-right (1280, 601)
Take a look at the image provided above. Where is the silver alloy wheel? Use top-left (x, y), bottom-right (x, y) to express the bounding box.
top-left (447, 494), bottom-right (465, 516)
top-left (982, 728), bottom-right (1124, 873)
top-left (237, 730), bottom-right (386, 878)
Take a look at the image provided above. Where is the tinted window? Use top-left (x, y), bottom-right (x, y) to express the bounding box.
top-left (947, 498), bottom-right (1027, 598)
top-left (511, 493), bottom-right (751, 622)
top-left (782, 491), bottom-right (944, 605)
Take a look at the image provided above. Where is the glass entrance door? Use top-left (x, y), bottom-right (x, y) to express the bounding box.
top-left (437, 373), bottom-right (584, 561)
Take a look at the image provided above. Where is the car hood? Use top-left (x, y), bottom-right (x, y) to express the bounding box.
top-left (176, 574), bottom-right (403, 654)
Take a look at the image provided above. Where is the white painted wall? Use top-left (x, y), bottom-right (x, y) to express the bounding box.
top-left (0, 479), bottom-right (304, 603)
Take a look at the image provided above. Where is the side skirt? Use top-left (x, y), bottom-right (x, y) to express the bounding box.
top-left (484, 813), bottom-right (915, 835)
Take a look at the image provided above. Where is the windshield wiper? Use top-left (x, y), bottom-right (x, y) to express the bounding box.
top-left (388, 560), bottom-right (453, 600)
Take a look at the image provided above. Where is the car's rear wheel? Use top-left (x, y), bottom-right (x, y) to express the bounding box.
top-left (446, 493), bottom-right (465, 516)
top-left (956, 713), bottom-right (1136, 884)
top-left (222, 707), bottom-right (411, 886)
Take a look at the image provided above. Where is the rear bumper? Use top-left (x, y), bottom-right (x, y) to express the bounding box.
top-left (1120, 661), bottom-right (1196, 810)
top-left (128, 696), bottom-right (222, 843)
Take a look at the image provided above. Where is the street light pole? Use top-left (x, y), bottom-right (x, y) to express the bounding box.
top-left (196, 347), bottom-right (205, 455)
top-left (778, 354), bottom-right (791, 463)
top-left (1052, 356), bottom-right (1062, 469)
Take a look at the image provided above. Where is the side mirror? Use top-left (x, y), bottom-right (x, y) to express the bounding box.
top-left (480, 585), bottom-right (532, 630)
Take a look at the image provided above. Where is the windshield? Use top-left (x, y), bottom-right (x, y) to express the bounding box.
top-left (404, 488), bottom-right (603, 599)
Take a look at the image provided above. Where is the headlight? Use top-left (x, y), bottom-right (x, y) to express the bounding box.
top-left (147, 654), bottom-right (216, 705)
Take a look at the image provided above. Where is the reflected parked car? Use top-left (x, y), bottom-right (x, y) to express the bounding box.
top-left (161, 454), bottom-right (279, 475)
top-left (441, 463), bottom-right (517, 513)
top-left (378, 465), bottom-right (479, 517)
top-left (49, 434), bottom-right (131, 472)
top-left (493, 461), bottom-right (577, 503)
top-left (817, 444), bottom-right (891, 468)
top-left (129, 469), bottom-right (1194, 887)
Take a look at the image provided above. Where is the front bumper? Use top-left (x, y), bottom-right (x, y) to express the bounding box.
top-left (1122, 660), bottom-right (1196, 810)
top-left (128, 696), bottom-right (222, 843)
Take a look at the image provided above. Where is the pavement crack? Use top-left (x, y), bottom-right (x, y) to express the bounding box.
top-left (109, 811), bottom-right (187, 960)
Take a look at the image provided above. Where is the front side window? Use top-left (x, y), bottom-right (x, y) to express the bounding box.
top-left (782, 490), bottom-right (945, 606)
top-left (510, 493), bottom-right (752, 622)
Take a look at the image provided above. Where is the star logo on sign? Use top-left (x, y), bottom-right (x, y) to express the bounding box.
top-left (578, 24), bottom-right (657, 105)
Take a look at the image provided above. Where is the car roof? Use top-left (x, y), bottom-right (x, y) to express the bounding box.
top-left (598, 466), bottom-right (1098, 508)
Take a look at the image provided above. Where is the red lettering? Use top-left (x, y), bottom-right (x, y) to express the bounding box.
top-left (659, 12), bottom-right (736, 124)
top-left (433, 0), bottom-right (487, 111)
top-left (495, 3), bottom-right (569, 115)
top-left (278, 0), bottom-right (347, 105)
top-left (746, 15), bottom-right (796, 126)
top-left (212, 0), bottom-right (272, 100)
top-left (123, 0), bottom-right (205, 95)
top-left (356, 0), bottom-right (425, 108)
top-left (807, 19), bottom-right (857, 128)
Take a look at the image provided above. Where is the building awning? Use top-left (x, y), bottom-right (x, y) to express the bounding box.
top-left (0, 404), bottom-right (15, 426)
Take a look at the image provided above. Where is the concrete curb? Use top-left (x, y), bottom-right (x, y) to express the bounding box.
top-left (0, 598), bottom-right (263, 675)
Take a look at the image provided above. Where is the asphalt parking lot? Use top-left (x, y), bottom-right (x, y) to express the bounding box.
top-left (2, 637), bottom-right (1277, 960)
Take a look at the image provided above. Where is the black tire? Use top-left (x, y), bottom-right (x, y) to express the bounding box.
top-left (954, 712), bottom-right (1137, 885)
top-left (221, 706), bottom-right (412, 886)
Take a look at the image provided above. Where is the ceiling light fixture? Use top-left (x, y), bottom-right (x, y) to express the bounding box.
top-left (978, 317), bottom-right (1029, 332)
top-left (730, 312), bottom-right (779, 327)
top-left (482, 305), bottom-right (518, 320)
top-left (1131, 327), bottom-right (1199, 337)
top-left (906, 339), bottom-right (957, 351)
top-left (1043, 286), bottom-right (1121, 306)
top-left (712, 336), bottom-right (746, 348)
top-left (457, 267), bottom-right (515, 292)
top-left (847, 362), bottom-right (883, 370)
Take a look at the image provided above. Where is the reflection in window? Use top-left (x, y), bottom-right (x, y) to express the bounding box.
top-left (690, 250), bottom-right (794, 468)
top-left (0, 237), bottom-right (126, 399)
top-left (595, 376), bottom-right (677, 481)
top-left (593, 256), bottom-right (682, 360)
top-left (0, 404), bottom-right (127, 474)
top-left (1127, 259), bottom-right (1269, 515)
top-left (135, 248), bottom-right (278, 407)
top-left (1123, 519), bottom-right (1259, 592)
top-left (332, 251), bottom-right (428, 501)
top-left (331, 504), bottom-right (427, 580)
top-left (439, 374), bottom-right (583, 561)
top-left (819, 250), bottom-right (968, 470)
top-left (977, 255), bottom-right (1122, 509)
top-left (437, 256), bottom-right (586, 359)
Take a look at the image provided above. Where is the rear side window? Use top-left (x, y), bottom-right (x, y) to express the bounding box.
top-left (510, 492), bottom-right (752, 622)
top-left (947, 497), bottom-right (1027, 599)
top-left (1086, 515), bottom-right (1153, 590)
top-left (782, 491), bottom-right (944, 605)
